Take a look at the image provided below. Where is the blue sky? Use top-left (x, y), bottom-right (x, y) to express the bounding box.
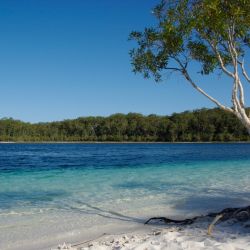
top-left (0, 0), bottom-right (249, 123)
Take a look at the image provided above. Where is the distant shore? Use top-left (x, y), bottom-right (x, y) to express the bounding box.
top-left (1, 108), bottom-right (250, 143)
top-left (1, 141), bottom-right (250, 144)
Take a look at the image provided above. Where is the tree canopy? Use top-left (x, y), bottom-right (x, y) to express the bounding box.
top-left (0, 108), bottom-right (249, 142)
top-left (129, 0), bottom-right (250, 132)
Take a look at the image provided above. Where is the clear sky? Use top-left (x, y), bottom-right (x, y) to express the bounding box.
top-left (0, 0), bottom-right (249, 123)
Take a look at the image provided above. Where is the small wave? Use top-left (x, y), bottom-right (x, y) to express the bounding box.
top-left (0, 207), bottom-right (55, 217)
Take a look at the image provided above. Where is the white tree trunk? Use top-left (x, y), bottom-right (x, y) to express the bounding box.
top-left (177, 26), bottom-right (250, 136)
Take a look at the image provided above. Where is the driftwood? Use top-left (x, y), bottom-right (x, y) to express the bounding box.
top-left (145, 206), bottom-right (250, 235)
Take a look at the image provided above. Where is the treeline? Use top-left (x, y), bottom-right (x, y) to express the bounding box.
top-left (0, 108), bottom-right (249, 142)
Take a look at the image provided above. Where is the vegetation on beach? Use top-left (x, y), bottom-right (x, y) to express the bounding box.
top-left (0, 108), bottom-right (249, 142)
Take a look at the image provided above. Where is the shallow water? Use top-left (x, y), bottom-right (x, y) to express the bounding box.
top-left (0, 143), bottom-right (250, 249)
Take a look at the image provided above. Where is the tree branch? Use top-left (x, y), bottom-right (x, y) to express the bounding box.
top-left (173, 58), bottom-right (234, 113)
top-left (208, 41), bottom-right (234, 78)
top-left (238, 59), bottom-right (250, 83)
top-left (164, 67), bottom-right (181, 72)
top-left (227, 26), bottom-right (245, 108)
top-left (238, 79), bottom-right (245, 106)
top-left (183, 71), bottom-right (234, 113)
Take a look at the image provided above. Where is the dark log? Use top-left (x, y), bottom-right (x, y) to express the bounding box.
top-left (145, 206), bottom-right (250, 225)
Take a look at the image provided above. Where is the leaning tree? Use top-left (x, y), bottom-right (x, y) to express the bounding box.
top-left (129, 0), bottom-right (250, 232)
top-left (130, 0), bottom-right (250, 133)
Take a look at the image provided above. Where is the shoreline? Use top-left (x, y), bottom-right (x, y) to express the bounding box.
top-left (1, 141), bottom-right (250, 144)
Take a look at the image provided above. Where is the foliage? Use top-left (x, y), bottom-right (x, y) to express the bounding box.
top-left (0, 108), bottom-right (249, 142)
top-left (129, 0), bottom-right (250, 136)
top-left (129, 0), bottom-right (250, 80)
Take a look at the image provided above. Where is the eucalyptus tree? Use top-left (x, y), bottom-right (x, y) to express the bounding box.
top-left (129, 0), bottom-right (250, 133)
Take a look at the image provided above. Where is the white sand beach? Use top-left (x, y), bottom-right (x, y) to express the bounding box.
top-left (53, 218), bottom-right (250, 250)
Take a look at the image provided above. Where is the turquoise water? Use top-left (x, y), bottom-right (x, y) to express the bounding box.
top-left (0, 143), bottom-right (250, 249)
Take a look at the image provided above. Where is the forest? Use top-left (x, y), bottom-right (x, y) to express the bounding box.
top-left (0, 108), bottom-right (249, 142)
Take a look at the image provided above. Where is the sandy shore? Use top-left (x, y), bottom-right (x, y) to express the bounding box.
top-left (52, 218), bottom-right (250, 250)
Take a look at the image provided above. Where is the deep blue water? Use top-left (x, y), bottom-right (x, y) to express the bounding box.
top-left (1, 143), bottom-right (250, 172)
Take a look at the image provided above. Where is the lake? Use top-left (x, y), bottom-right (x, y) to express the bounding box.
top-left (0, 143), bottom-right (250, 249)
